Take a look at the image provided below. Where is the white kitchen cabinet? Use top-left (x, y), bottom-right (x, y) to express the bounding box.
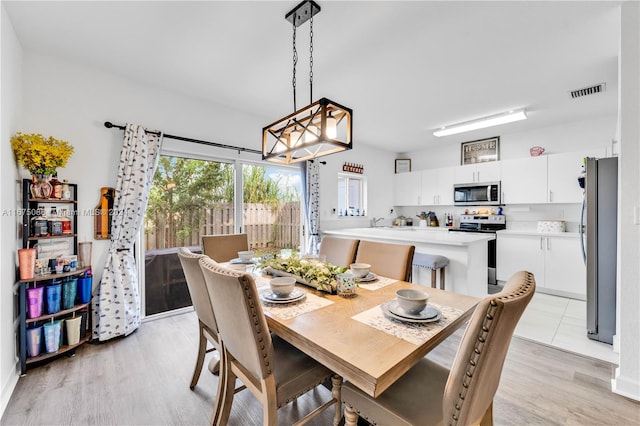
top-left (394, 171), bottom-right (421, 205)
top-left (500, 156), bottom-right (547, 204)
top-left (496, 233), bottom-right (545, 285)
top-left (420, 167), bottom-right (455, 205)
top-left (547, 149), bottom-right (606, 204)
top-left (497, 232), bottom-right (585, 299)
top-left (454, 161), bottom-right (501, 184)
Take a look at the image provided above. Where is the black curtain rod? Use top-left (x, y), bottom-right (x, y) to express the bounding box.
top-left (104, 121), bottom-right (262, 155)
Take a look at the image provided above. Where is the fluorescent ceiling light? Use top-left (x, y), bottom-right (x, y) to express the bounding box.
top-left (433, 109), bottom-right (527, 137)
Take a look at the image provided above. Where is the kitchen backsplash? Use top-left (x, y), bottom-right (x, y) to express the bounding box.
top-left (395, 203), bottom-right (582, 232)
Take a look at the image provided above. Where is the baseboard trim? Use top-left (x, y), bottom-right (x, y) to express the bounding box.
top-left (1, 367), bottom-right (19, 419)
top-left (612, 368), bottom-right (640, 402)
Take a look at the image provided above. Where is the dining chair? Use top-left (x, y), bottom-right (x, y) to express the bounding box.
top-left (199, 257), bottom-right (342, 426)
top-left (177, 247), bottom-right (221, 388)
top-left (201, 233), bottom-right (249, 263)
top-left (354, 240), bottom-right (415, 281)
top-left (342, 270), bottom-right (536, 426)
top-left (318, 236), bottom-right (360, 268)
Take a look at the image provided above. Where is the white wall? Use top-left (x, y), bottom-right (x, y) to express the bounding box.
top-left (1, 3), bottom-right (23, 414)
top-left (613, 0), bottom-right (640, 401)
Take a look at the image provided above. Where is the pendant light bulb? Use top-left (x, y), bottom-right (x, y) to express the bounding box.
top-left (290, 128), bottom-right (303, 147)
top-left (305, 124), bottom-right (319, 143)
top-left (326, 115), bottom-right (337, 139)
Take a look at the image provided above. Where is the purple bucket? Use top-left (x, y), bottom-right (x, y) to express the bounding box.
top-left (26, 286), bottom-right (44, 319)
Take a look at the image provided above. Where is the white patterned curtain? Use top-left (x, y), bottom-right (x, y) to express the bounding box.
top-left (93, 124), bottom-right (163, 341)
top-left (305, 160), bottom-right (320, 254)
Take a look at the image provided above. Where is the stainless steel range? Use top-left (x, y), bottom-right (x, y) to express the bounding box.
top-left (450, 215), bottom-right (506, 285)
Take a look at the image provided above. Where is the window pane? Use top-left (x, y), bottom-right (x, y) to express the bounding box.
top-left (242, 165), bottom-right (302, 255)
top-left (144, 155), bottom-right (234, 316)
top-left (338, 174), bottom-right (366, 216)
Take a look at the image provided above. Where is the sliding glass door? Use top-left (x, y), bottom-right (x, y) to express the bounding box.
top-left (143, 155), bottom-right (234, 316)
top-left (141, 156), bottom-right (302, 317)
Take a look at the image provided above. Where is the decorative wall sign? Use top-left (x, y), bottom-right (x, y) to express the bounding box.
top-left (343, 162), bottom-right (364, 174)
top-left (461, 136), bottom-right (500, 165)
top-left (395, 159), bottom-right (411, 173)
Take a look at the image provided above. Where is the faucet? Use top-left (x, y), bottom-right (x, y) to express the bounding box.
top-left (370, 217), bottom-right (384, 227)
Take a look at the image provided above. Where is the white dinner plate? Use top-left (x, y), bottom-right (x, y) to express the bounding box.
top-left (260, 288), bottom-right (306, 304)
top-left (387, 301), bottom-right (439, 320)
top-left (230, 258), bottom-right (258, 265)
top-left (380, 301), bottom-right (442, 324)
top-left (354, 272), bottom-right (378, 283)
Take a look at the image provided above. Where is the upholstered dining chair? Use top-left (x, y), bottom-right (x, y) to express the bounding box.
top-left (354, 240), bottom-right (415, 281)
top-left (318, 236), bottom-right (360, 268)
top-left (201, 233), bottom-right (249, 263)
top-left (177, 247), bottom-right (221, 388)
top-left (199, 257), bottom-right (342, 426)
top-left (342, 270), bottom-right (536, 426)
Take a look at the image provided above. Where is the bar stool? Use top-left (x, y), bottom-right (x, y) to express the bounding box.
top-left (412, 253), bottom-right (449, 290)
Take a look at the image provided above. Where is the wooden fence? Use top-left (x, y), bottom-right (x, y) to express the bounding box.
top-left (145, 202), bottom-right (301, 251)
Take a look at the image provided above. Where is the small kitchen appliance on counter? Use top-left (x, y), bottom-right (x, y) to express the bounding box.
top-left (449, 214), bottom-right (506, 285)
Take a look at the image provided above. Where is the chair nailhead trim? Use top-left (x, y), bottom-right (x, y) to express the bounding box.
top-left (448, 272), bottom-right (534, 426)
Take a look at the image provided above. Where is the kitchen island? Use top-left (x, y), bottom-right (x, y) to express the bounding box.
top-left (322, 227), bottom-right (494, 297)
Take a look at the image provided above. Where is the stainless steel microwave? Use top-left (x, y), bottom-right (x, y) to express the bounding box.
top-left (453, 181), bottom-right (501, 206)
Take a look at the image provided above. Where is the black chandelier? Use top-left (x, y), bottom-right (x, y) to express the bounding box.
top-left (262, 0), bottom-right (353, 164)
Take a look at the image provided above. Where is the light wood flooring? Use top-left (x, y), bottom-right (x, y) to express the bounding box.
top-left (2, 311), bottom-right (638, 426)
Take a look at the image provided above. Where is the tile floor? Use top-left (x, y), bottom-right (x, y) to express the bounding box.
top-left (513, 291), bottom-right (618, 364)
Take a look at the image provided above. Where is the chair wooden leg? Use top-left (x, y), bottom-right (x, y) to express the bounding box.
top-left (344, 406), bottom-right (359, 426)
top-left (331, 374), bottom-right (343, 426)
top-left (190, 322), bottom-right (207, 389)
top-left (263, 375), bottom-right (278, 426)
top-left (431, 269), bottom-right (437, 288)
top-left (479, 401), bottom-right (494, 426)
top-left (440, 267), bottom-right (446, 290)
top-left (212, 348), bottom-right (236, 426)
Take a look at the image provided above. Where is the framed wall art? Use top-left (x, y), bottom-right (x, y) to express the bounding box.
top-left (395, 159), bottom-right (411, 173)
top-left (461, 136), bottom-right (500, 165)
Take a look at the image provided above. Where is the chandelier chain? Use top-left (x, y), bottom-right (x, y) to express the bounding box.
top-left (292, 21), bottom-right (298, 111)
top-left (309, 16), bottom-right (314, 103)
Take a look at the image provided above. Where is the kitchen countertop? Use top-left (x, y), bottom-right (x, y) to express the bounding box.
top-left (323, 227), bottom-right (495, 246)
top-left (497, 230), bottom-right (580, 238)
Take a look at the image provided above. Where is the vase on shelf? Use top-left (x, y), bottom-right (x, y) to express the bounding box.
top-left (30, 174), bottom-right (53, 199)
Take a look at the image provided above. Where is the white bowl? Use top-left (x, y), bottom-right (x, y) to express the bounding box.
top-left (396, 289), bottom-right (429, 315)
top-left (350, 263), bottom-right (371, 278)
top-left (238, 251), bottom-right (254, 262)
top-left (270, 277), bottom-right (296, 297)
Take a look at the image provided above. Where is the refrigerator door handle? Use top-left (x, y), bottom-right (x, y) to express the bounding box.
top-left (580, 196), bottom-right (586, 264)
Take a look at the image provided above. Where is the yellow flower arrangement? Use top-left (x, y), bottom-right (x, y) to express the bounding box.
top-left (11, 132), bottom-right (74, 176)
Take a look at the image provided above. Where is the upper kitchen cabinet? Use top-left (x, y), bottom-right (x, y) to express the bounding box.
top-left (454, 161), bottom-right (501, 184)
top-left (420, 167), bottom-right (455, 205)
top-left (547, 149), bottom-right (606, 204)
top-left (394, 171), bottom-right (421, 205)
top-left (501, 156), bottom-right (547, 204)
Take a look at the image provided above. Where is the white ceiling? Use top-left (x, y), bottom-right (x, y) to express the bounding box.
top-left (4, 1), bottom-right (621, 153)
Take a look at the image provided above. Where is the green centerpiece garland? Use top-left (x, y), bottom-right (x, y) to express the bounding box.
top-left (258, 255), bottom-right (347, 293)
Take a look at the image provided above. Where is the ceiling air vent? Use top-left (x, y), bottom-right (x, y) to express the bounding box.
top-left (570, 83), bottom-right (606, 99)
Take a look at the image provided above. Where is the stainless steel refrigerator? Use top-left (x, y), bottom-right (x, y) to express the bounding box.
top-left (579, 157), bottom-right (617, 344)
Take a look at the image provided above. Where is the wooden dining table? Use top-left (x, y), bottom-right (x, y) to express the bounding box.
top-left (253, 273), bottom-right (480, 399)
